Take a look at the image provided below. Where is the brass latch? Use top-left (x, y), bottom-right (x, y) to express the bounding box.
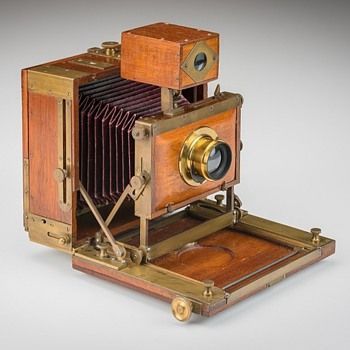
top-left (47, 232), bottom-right (71, 246)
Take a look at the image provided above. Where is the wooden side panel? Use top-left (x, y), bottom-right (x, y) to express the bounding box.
top-left (28, 92), bottom-right (72, 224)
top-left (121, 33), bottom-right (181, 89)
top-left (153, 109), bottom-right (238, 212)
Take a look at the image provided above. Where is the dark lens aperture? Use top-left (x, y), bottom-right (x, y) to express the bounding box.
top-left (207, 143), bottom-right (232, 180)
top-left (194, 52), bottom-right (207, 71)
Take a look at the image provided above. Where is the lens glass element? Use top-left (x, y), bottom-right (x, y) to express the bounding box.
top-left (206, 143), bottom-right (232, 180)
top-left (207, 147), bottom-right (222, 174)
top-left (194, 52), bottom-right (207, 71)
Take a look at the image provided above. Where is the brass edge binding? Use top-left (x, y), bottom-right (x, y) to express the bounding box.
top-left (70, 58), bottom-right (115, 70)
top-left (23, 158), bottom-right (29, 231)
top-left (137, 92), bottom-right (243, 135)
top-left (27, 66), bottom-right (89, 99)
top-left (234, 215), bottom-right (334, 250)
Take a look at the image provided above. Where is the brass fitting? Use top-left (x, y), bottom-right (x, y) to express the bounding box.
top-left (101, 41), bottom-right (119, 56)
top-left (203, 279), bottom-right (214, 297)
top-left (311, 228), bottom-right (321, 245)
top-left (215, 194), bottom-right (225, 206)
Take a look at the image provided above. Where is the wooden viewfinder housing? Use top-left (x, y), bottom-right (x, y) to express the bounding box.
top-left (22, 22), bottom-right (334, 322)
top-left (121, 23), bottom-right (219, 89)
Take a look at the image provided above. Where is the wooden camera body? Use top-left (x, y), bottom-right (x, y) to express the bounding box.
top-left (22, 23), bottom-right (335, 321)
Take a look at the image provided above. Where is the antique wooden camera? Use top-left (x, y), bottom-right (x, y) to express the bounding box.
top-left (22, 23), bottom-right (335, 321)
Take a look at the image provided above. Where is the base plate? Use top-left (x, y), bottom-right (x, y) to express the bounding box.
top-left (72, 212), bottom-right (335, 319)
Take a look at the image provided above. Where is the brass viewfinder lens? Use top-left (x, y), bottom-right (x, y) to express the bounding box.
top-left (179, 127), bottom-right (232, 186)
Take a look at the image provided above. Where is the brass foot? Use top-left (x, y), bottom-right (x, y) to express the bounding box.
top-left (171, 296), bottom-right (193, 322)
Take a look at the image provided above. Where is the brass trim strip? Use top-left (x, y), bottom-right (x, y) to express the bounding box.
top-left (227, 248), bottom-right (321, 303)
top-left (137, 92), bottom-right (242, 135)
top-left (70, 58), bottom-right (114, 70)
top-left (73, 251), bottom-right (226, 307)
top-left (234, 214), bottom-right (333, 249)
top-left (57, 98), bottom-right (72, 212)
top-left (28, 71), bottom-right (71, 99)
top-left (147, 211), bottom-right (234, 260)
top-left (30, 65), bottom-right (90, 79)
top-left (222, 249), bottom-right (299, 289)
top-left (122, 264), bottom-right (225, 305)
top-left (23, 158), bottom-right (29, 230)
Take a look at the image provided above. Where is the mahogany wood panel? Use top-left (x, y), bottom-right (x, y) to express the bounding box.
top-left (121, 23), bottom-right (219, 89)
top-left (153, 109), bottom-right (238, 212)
top-left (120, 215), bottom-right (201, 247)
top-left (22, 70), bottom-right (29, 158)
top-left (152, 229), bottom-right (293, 288)
top-left (28, 92), bottom-right (72, 224)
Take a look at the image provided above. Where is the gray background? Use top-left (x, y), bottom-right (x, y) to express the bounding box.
top-left (0, 0), bottom-right (349, 349)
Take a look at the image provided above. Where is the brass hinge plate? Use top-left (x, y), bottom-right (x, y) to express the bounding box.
top-left (27, 213), bottom-right (72, 252)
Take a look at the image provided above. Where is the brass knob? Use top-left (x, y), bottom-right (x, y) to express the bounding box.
top-left (311, 227), bottom-right (321, 245)
top-left (101, 41), bottom-right (119, 56)
top-left (87, 47), bottom-right (101, 54)
top-left (215, 194), bottom-right (224, 206)
top-left (130, 175), bottom-right (145, 190)
top-left (203, 279), bottom-right (214, 297)
top-left (54, 168), bottom-right (67, 183)
top-left (58, 235), bottom-right (70, 246)
top-left (171, 297), bottom-right (193, 322)
top-left (58, 237), bottom-right (67, 246)
top-left (132, 126), bottom-right (148, 140)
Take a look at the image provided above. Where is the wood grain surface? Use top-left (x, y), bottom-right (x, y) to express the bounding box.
top-left (121, 23), bottom-right (219, 89)
top-left (28, 92), bottom-right (72, 224)
top-left (153, 108), bottom-right (238, 212)
top-left (152, 229), bottom-right (294, 288)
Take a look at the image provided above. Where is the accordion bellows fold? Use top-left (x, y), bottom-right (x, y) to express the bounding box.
top-left (79, 75), bottom-right (188, 206)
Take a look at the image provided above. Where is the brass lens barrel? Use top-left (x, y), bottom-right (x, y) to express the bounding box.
top-left (179, 127), bottom-right (232, 186)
